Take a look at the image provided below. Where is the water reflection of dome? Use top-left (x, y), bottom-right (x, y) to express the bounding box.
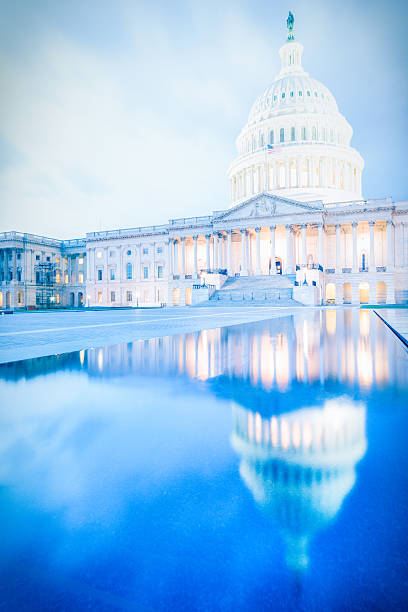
top-left (231, 398), bottom-right (367, 572)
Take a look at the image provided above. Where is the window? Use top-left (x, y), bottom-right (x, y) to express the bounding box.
top-left (280, 128), bottom-right (284, 142)
top-left (330, 128), bottom-right (334, 143)
top-left (36, 255), bottom-right (40, 261)
top-left (18, 292), bottom-right (22, 304)
top-left (143, 267), bottom-right (148, 279)
top-left (307, 90), bottom-right (311, 96)
top-left (314, 91), bottom-right (318, 97)
top-left (126, 291), bottom-right (132, 302)
top-left (65, 273), bottom-right (68, 284)
top-left (322, 127), bottom-right (326, 141)
top-left (290, 126), bottom-right (295, 141)
top-left (17, 270), bottom-right (22, 281)
top-left (143, 248), bottom-right (148, 255)
top-left (17, 253), bottom-right (21, 260)
top-left (97, 292), bottom-right (102, 304)
top-left (127, 249), bottom-right (132, 256)
top-left (78, 257), bottom-right (84, 264)
top-left (97, 269), bottom-right (103, 281)
top-left (157, 247), bottom-right (163, 254)
top-left (299, 90), bottom-right (302, 96)
top-left (158, 265), bottom-right (164, 278)
top-left (290, 91), bottom-right (294, 97)
top-left (269, 130), bottom-right (274, 144)
top-left (312, 126), bottom-right (317, 140)
top-left (110, 250), bottom-right (115, 257)
top-left (281, 92), bottom-right (285, 99)
top-left (56, 272), bottom-right (61, 283)
top-left (36, 271), bottom-right (40, 283)
top-left (110, 268), bottom-right (115, 280)
top-left (46, 256), bottom-right (50, 262)
top-left (96, 251), bottom-right (102, 259)
top-left (301, 127), bottom-right (306, 140)
top-left (56, 293), bottom-right (60, 304)
top-left (259, 133), bottom-right (264, 147)
top-left (126, 263), bottom-right (132, 280)
top-left (111, 291), bottom-right (115, 302)
top-left (79, 272), bottom-right (84, 283)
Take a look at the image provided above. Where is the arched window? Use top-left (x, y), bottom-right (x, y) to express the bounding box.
top-left (126, 262), bottom-right (132, 280)
top-left (290, 127), bottom-right (295, 141)
top-left (269, 130), bottom-right (274, 144)
top-left (312, 126), bottom-right (317, 140)
top-left (280, 128), bottom-right (285, 142)
top-left (301, 127), bottom-right (306, 140)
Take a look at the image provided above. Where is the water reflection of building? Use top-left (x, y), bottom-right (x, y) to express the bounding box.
top-left (230, 399), bottom-right (367, 572)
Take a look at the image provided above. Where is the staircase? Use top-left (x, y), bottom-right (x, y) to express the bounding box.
top-left (209, 274), bottom-right (297, 304)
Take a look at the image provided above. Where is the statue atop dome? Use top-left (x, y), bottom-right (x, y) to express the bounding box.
top-left (287, 11), bottom-right (295, 41)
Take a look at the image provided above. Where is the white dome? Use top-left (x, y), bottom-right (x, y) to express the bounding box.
top-left (228, 18), bottom-right (364, 206)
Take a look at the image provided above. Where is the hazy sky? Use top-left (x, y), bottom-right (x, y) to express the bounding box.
top-left (0, 0), bottom-right (407, 239)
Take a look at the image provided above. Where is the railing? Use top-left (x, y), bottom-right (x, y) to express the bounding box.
top-left (376, 266), bottom-right (386, 272)
top-left (169, 215), bottom-right (212, 227)
top-left (342, 267), bottom-right (352, 273)
top-left (0, 231), bottom-right (62, 247)
top-left (325, 268), bottom-right (335, 274)
top-left (87, 224), bottom-right (168, 240)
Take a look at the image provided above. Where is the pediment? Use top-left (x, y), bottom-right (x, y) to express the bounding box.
top-left (214, 193), bottom-right (323, 222)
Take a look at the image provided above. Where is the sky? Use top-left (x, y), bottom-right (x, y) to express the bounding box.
top-left (0, 0), bottom-right (407, 239)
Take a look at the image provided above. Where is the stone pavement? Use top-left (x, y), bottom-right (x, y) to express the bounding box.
top-left (0, 305), bottom-right (316, 364)
top-left (374, 308), bottom-right (408, 347)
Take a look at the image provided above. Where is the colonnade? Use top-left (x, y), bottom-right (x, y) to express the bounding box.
top-left (230, 156), bottom-right (362, 203)
top-left (169, 219), bottom-right (395, 279)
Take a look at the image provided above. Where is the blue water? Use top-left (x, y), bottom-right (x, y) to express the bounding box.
top-left (1, 309), bottom-right (408, 611)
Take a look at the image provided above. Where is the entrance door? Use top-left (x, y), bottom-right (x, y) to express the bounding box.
top-left (275, 258), bottom-right (282, 275)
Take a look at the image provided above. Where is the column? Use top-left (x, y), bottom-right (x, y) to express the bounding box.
top-left (270, 225), bottom-right (276, 275)
top-left (240, 230), bottom-right (247, 275)
top-left (173, 240), bottom-right (179, 276)
top-left (181, 237), bottom-right (186, 277)
top-left (246, 230), bottom-right (252, 274)
top-left (335, 224), bottom-right (341, 274)
top-left (284, 159), bottom-right (289, 188)
top-left (352, 222), bottom-right (358, 273)
top-left (205, 235), bottom-right (211, 271)
top-left (218, 234), bottom-right (223, 269)
top-left (369, 221), bottom-right (375, 272)
top-left (296, 157), bottom-right (302, 188)
top-left (286, 225), bottom-right (294, 274)
top-left (193, 236), bottom-right (198, 278)
top-left (227, 230), bottom-right (232, 275)
top-left (213, 234), bottom-right (218, 271)
top-left (168, 238), bottom-right (173, 277)
top-left (318, 224), bottom-right (323, 269)
top-left (386, 221), bottom-right (393, 270)
top-left (301, 224), bottom-right (307, 268)
top-left (255, 228), bottom-right (261, 275)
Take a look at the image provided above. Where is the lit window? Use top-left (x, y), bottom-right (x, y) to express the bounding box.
top-left (96, 251), bottom-right (102, 259)
top-left (98, 269), bottom-right (103, 281)
top-left (126, 291), bottom-right (132, 302)
top-left (64, 273), bottom-right (68, 284)
top-left (56, 272), bottom-right (61, 283)
top-left (56, 293), bottom-right (60, 304)
top-left (143, 248), bottom-right (148, 255)
top-left (126, 263), bottom-right (132, 280)
top-left (97, 292), bottom-right (102, 304)
top-left (78, 257), bottom-right (84, 265)
top-left (127, 249), bottom-right (132, 256)
top-left (157, 247), bottom-right (163, 254)
top-left (111, 291), bottom-right (115, 302)
top-left (280, 128), bottom-right (284, 142)
top-left (79, 272), bottom-right (84, 283)
top-left (143, 267), bottom-right (148, 279)
top-left (158, 265), bottom-right (164, 278)
top-left (56, 257), bottom-right (59, 263)
top-left (110, 268), bottom-right (115, 280)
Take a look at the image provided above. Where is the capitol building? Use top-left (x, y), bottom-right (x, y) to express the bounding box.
top-left (1, 15), bottom-right (407, 309)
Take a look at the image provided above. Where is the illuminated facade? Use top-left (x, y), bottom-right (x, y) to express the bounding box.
top-left (0, 15), bottom-right (407, 309)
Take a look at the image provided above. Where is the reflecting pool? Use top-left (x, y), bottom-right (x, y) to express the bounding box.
top-left (1, 310), bottom-right (408, 611)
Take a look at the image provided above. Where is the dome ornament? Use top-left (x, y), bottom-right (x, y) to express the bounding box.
top-left (286, 11), bottom-right (295, 41)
